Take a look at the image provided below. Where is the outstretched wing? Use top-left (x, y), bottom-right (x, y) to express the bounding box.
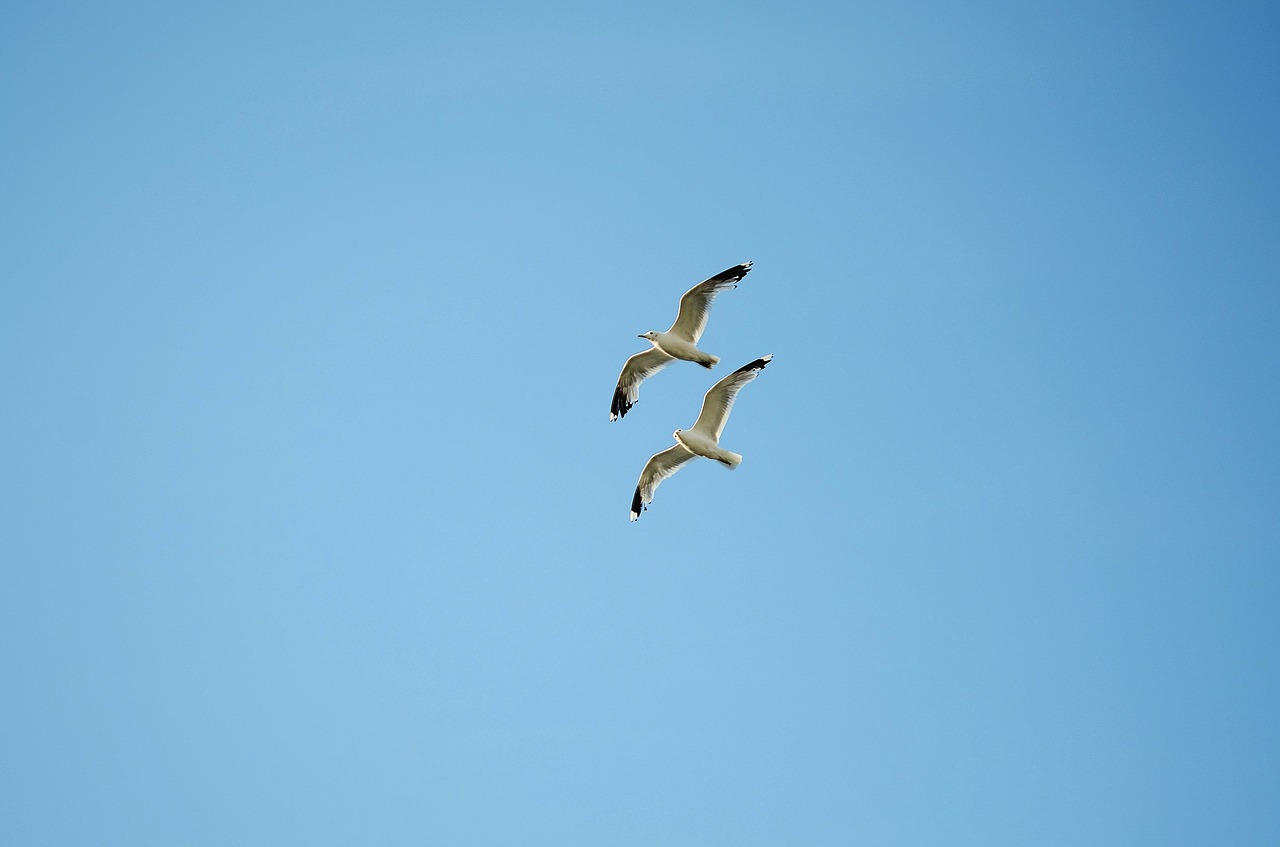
top-left (667, 261), bottom-right (752, 343)
top-left (690, 355), bottom-right (773, 442)
top-left (611, 347), bottom-right (676, 421)
top-left (630, 444), bottom-right (698, 521)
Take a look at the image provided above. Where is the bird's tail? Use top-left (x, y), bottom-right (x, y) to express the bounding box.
top-left (700, 352), bottom-right (720, 369)
top-left (715, 450), bottom-right (743, 469)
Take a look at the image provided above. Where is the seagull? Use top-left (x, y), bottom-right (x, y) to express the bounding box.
top-left (610, 261), bottom-right (752, 421)
top-left (630, 354), bottom-right (773, 521)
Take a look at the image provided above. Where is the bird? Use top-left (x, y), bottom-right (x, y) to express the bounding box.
top-left (610, 261), bottom-right (752, 421)
top-left (630, 355), bottom-right (773, 521)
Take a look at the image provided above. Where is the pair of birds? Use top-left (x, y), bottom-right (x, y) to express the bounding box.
top-left (611, 261), bottom-right (772, 521)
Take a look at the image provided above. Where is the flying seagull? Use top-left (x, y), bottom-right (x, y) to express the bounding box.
top-left (610, 261), bottom-right (752, 421)
top-left (630, 354), bottom-right (773, 521)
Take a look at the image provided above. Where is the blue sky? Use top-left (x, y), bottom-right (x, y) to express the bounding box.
top-left (2, 1), bottom-right (1278, 843)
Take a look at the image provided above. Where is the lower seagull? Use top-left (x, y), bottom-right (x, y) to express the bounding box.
top-left (629, 355), bottom-right (773, 521)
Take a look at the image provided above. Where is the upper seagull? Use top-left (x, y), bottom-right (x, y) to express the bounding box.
top-left (610, 261), bottom-right (752, 421)
top-left (630, 354), bottom-right (772, 521)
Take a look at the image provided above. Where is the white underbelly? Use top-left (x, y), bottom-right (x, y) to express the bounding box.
top-left (653, 333), bottom-right (702, 360)
top-left (675, 430), bottom-right (718, 457)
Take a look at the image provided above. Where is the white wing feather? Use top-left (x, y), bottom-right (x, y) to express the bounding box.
top-left (630, 445), bottom-right (698, 520)
top-left (667, 261), bottom-right (752, 343)
top-left (611, 347), bottom-right (675, 420)
top-left (690, 355), bottom-right (773, 442)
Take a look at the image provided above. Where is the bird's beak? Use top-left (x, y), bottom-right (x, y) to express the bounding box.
top-left (637, 334), bottom-right (646, 338)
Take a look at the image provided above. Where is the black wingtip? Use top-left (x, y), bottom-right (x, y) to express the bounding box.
top-left (630, 488), bottom-right (644, 521)
top-left (732, 354), bottom-right (773, 375)
top-left (708, 261), bottom-right (753, 284)
top-left (610, 386), bottom-right (632, 421)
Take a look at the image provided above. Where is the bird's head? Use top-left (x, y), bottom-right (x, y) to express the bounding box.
top-left (673, 428), bottom-right (682, 439)
top-left (638, 331), bottom-right (657, 341)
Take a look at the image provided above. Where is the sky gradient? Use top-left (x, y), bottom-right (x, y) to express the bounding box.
top-left (3, 1), bottom-right (1279, 844)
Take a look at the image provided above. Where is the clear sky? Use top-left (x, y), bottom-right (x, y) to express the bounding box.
top-left (2, 1), bottom-right (1278, 844)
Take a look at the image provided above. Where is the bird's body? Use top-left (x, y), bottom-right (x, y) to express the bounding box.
top-left (610, 261), bottom-right (751, 421)
top-left (641, 331), bottom-right (719, 368)
top-left (674, 428), bottom-right (741, 468)
top-left (629, 355), bottom-right (772, 521)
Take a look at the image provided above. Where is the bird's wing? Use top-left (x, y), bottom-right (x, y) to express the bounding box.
top-left (690, 355), bottom-right (773, 441)
top-left (667, 261), bottom-right (752, 343)
top-left (611, 347), bottom-right (676, 421)
top-left (630, 444), bottom-right (699, 521)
